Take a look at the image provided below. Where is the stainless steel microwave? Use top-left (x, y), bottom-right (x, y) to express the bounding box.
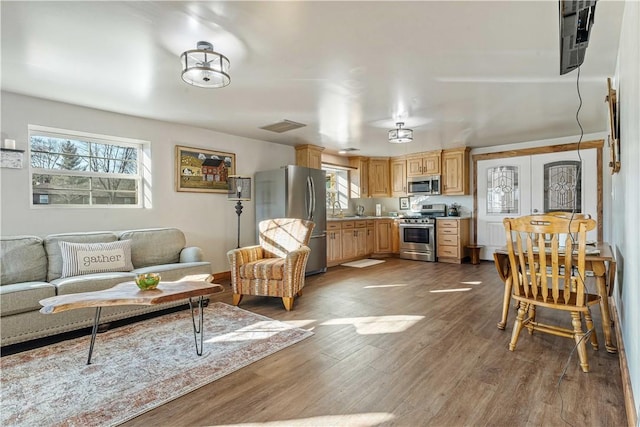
top-left (407, 175), bottom-right (441, 195)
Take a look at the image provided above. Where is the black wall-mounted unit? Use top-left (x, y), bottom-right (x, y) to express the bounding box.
top-left (559, 0), bottom-right (597, 75)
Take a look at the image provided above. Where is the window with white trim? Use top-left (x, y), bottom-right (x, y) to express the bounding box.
top-left (29, 126), bottom-right (147, 207)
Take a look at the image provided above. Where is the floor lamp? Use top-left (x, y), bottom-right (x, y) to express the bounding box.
top-left (228, 176), bottom-right (251, 248)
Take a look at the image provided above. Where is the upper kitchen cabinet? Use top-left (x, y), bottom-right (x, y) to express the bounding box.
top-left (406, 150), bottom-right (442, 177)
top-left (442, 147), bottom-right (470, 195)
top-left (295, 144), bottom-right (325, 169)
top-left (390, 157), bottom-right (407, 196)
top-left (349, 156), bottom-right (369, 198)
top-left (368, 157), bottom-right (390, 197)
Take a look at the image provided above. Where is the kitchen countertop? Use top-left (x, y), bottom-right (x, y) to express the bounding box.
top-left (327, 215), bottom-right (401, 221)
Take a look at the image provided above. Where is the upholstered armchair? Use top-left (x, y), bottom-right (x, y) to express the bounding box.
top-left (227, 218), bottom-right (315, 311)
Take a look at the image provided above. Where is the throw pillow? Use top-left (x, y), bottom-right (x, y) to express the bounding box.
top-left (59, 240), bottom-right (134, 278)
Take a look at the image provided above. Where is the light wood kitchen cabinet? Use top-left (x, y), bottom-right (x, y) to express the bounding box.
top-left (374, 219), bottom-right (394, 254)
top-left (327, 222), bottom-right (342, 265)
top-left (368, 157), bottom-right (390, 197)
top-left (366, 220), bottom-right (375, 254)
top-left (348, 156), bottom-right (369, 198)
top-left (406, 150), bottom-right (442, 177)
top-left (343, 220), bottom-right (368, 259)
top-left (339, 220), bottom-right (356, 260)
top-left (390, 158), bottom-right (407, 196)
top-left (436, 217), bottom-right (470, 264)
top-left (354, 220), bottom-right (368, 258)
top-left (328, 220), bottom-right (370, 265)
top-left (391, 219), bottom-right (400, 253)
top-left (295, 144), bottom-right (324, 169)
top-left (341, 228), bottom-right (357, 260)
top-left (329, 218), bottom-right (392, 263)
top-left (442, 147), bottom-right (470, 195)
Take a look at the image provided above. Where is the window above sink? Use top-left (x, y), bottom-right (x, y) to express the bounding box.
top-left (323, 165), bottom-right (349, 214)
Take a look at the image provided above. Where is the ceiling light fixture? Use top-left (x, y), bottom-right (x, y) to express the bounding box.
top-left (388, 122), bottom-right (413, 143)
top-left (180, 41), bottom-right (230, 88)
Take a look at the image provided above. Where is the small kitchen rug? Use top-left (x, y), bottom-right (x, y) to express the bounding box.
top-left (0, 302), bottom-right (313, 427)
top-left (341, 259), bottom-right (386, 268)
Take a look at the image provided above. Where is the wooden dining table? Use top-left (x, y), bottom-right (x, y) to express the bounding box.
top-left (493, 242), bottom-right (617, 353)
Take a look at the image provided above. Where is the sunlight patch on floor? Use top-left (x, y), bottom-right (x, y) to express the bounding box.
top-left (217, 412), bottom-right (395, 426)
top-left (363, 283), bottom-right (410, 289)
top-left (429, 288), bottom-right (472, 293)
top-left (205, 321), bottom-right (294, 342)
top-left (461, 280), bottom-right (482, 285)
top-left (320, 315), bottom-right (424, 334)
top-left (283, 319), bottom-right (317, 328)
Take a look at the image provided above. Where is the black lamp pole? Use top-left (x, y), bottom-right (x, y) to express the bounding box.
top-left (235, 196), bottom-right (243, 249)
top-left (229, 176), bottom-right (251, 249)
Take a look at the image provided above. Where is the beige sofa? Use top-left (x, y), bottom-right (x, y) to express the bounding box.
top-left (0, 228), bottom-right (212, 346)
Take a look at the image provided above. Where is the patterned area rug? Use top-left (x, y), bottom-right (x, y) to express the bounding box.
top-left (1, 302), bottom-right (313, 426)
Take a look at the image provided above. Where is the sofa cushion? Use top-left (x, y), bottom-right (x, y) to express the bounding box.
top-left (118, 228), bottom-right (186, 268)
top-left (0, 282), bottom-right (56, 316)
top-left (1, 236), bottom-right (47, 285)
top-left (60, 240), bottom-right (134, 278)
top-left (239, 258), bottom-right (285, 281)
top-left (45, 232), bottom-right (118, 281)
top-left (51, 272), bottom-right (137, 295)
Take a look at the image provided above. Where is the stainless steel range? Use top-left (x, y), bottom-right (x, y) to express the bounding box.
top-left (399, 203), bottom-right (447, 262)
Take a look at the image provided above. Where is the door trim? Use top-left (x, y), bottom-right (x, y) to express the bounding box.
top-left (471, 139), bottom-right (604, 243)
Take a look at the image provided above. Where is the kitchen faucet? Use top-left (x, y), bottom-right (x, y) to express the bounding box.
top-left (332, 201), bottom-right (343, 217)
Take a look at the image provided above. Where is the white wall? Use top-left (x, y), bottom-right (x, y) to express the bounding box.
top-left (0, 92), bottom-right (295, 273)
top-left (612, 1), bottom-right (640, 420)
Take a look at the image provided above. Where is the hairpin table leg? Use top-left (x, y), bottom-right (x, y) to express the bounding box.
top-left (189, 296), bottom-right (204, 356)
top-left (87, 307), bottom-right (102, 365)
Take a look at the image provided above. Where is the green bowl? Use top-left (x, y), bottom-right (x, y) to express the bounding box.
top-left (135, 273), bottom-right (161, 290)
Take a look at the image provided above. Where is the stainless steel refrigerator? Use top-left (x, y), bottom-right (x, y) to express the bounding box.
top-left (255, 165), bottom-right (327, 275)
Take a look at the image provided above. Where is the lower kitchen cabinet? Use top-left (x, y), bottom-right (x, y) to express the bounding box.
top-left (374, 219), bottom-right (394, 254)
top-left (328, 219), bottom-right (398, 265)
top-left (392, 219), bottom-right (400, 253)
top-left (342, 220), bottom-right (368, 260)
top-left (436, 217), bottom-right (470, 263)
top-left (341, 228), bottom-right (356, 260)
top-left (340, 220), bottom-right (356, 260)
top-left (366, 220), bottom-right (375, 255)
top-left (327, 222), bottom-right (342, 265)
top-left (327, 220), bottom-right (370, 266)
top-left (354, 221), bottom-right (368, 258)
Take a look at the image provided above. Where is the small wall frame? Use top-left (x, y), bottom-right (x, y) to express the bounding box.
top-left (399, 197), bottom-right (410, 210)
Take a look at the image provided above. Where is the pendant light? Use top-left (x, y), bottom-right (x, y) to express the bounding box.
top-left (180, 41), bottom-right (230, 88)
top-left (388, 122), bottom-right (413, 143)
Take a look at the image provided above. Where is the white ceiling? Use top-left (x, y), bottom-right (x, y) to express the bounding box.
top-left (0, 1), bottom-right (625, 157)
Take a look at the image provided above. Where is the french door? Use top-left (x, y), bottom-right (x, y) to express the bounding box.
top-left (477, 148), bottom-right (598, 259)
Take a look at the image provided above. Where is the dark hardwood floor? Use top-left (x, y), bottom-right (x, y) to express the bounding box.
top-left (120, 258), bottom-right (625, 426)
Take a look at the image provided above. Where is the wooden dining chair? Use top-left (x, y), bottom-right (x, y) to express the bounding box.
top-left (544, 211), bottom-right (592, 219)
top-left (503, 214), bottom-right (599, 372)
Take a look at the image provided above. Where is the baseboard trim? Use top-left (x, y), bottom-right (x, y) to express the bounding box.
top-left (611, 298), bottom-right (638, 427)
top-left (212, 270), bottom-right (231, 283)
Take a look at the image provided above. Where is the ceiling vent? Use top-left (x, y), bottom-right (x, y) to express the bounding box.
top-left (260, 120), bottom-right (307, 133)
top-left (338, 148), bottom-right (360, 154)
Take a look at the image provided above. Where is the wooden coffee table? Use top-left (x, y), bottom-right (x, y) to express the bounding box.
top-left (40, 280), bottom-right (224, 364)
